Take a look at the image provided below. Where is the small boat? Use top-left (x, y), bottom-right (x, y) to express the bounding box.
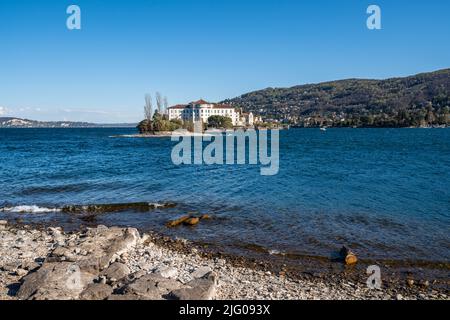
top-left (320, 127), bottom-right (327, 132)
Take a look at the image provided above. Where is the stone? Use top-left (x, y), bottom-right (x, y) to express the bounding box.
top-left (345, 254), bottom-right (358, 265)
top-left (340, 246), bottom-right (358, 265)
top-left (21, 261), bottom-right (41, 271)
top-left (200, 214), bottom-right (211, 220)
top-left (191, 266), bottom-right (212, 279)
top-left (155, 266), bottom-right (178, 279)
top-left (17, 262), bottom-right (96, 300)
top-left (101, 262), bottom-right (130, 282)
top-left (80, 283), bottom-right (113, 300)
top-left (407, 279), bottom-right (415, 287)
top-left (170, 272), bottom-right (217, 300)
top-left (0, 220), bottom-right (7, 225)
top-left (121, 273), bottom-right (184, 299)
top-left (48, 227), bottom-right (62, 235)
top-left (166, 216), bottom-right (190, 228)
top-left (15, 268), bottom-right (28, 277)
top-left (75, 227), bottom-right (140, 274)
top-left (1, 262), bottom-right (20, 273)
top-left (107, 294), bottom-right (146, 300)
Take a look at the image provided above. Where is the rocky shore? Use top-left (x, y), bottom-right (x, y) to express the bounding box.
top-left (0, 220), bottom-right (447, 300)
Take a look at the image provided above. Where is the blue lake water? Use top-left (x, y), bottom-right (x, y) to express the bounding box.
top-left (0, 128), bottom-right (449, 263)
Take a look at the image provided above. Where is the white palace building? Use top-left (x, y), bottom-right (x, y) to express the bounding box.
top-left (168, 99), bottom-right (257, 127)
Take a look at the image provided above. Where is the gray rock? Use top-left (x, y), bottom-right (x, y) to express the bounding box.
top-left (17, 262), bottom-right (96, 300)
top-left (21, 261), bottom-right (41, 271)
top-left (101, 262), bottom-right (130, 282)
top-left (191, 266), bottom-right (212, 279)
top-left (1, 262), bottom-right (21, 273)
top-left (52, 227), bottom-right (140, 274)
top-left (107, 294), bottom-right (146, 300)
top-left (80, 283), bottom-right (113, 300)
top-left (155, 266), bottom-right (178, 279)
top-left (15, 268), bottom-right (28, 277)
top-left (121, 273), bottom-right (184, 300)
top-left (170, 272), bottom-right (217, 300)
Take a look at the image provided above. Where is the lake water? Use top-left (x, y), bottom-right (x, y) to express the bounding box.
top-left (0, 128), bottom-right (449, 264)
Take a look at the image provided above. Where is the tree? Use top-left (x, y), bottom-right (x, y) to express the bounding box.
top-left (156, 92), bottom-right (163, 114)
top-left (163, 96), bottom-right (169, 115)
top-left (207, 115), bottom-right (233, 129)
top-left (144, 94), bottom-right (153, 121)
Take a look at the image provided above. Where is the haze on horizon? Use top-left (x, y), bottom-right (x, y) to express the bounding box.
top-left (1, 0), bottom-right (449, 123)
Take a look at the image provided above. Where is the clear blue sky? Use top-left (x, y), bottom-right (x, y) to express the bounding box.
top-left (0, 0), bottom-right (449, 122)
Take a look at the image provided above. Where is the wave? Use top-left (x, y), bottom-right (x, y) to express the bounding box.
top-left (0, 202), bottom-right (176, 214)
top-left (0, 205), bottom-right (61, 213)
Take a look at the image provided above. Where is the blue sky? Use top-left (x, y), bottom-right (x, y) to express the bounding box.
top-left (0, 0), bottom-right (449, 123)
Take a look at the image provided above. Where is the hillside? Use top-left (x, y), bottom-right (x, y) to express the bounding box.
top-left (0, 117), bottom-right (136, 128)
top-left (222, 69), bottom-right (450, 127)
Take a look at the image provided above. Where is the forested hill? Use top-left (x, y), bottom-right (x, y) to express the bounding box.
top-left (222, 69), bottom-right (450, 127)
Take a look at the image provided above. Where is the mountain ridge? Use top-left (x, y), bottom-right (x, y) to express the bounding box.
top-left (222, 68), bottom-right (450, 127)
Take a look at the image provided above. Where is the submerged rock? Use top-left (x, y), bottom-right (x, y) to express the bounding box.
top-left (184, 217), bottom-right (200, 226)
top-left (167, 216), bottom-right (191, 228)
top-left (62, 202), bottom-right (176, 214)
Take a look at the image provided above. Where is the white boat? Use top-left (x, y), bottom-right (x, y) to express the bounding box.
top-left (320, 127), bottom-right (327, 132)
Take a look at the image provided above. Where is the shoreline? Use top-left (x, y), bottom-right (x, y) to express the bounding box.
top-left (0, 221), bottom-right (447, 300)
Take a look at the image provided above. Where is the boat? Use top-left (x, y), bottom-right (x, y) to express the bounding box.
top-left (320, 127), bottom-right (327, 132)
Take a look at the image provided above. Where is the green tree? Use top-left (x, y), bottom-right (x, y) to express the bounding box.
top-left (207, 115), bottom-right (233, 129)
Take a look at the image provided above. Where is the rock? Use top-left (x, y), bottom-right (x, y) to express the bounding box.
top-left (170, 272), bottom-right (217, 300)
top-left (184, 217), bottom-right (200, 226)
top-left (407, 279), bottom-right (415, 287)
top-left (121, 273), bottom-right (184, 299)
top-left (1, 262), bottom-right (20, 273)
top-left (75, 227), bottom-right (139, 274)
top-left (48, 227), bottom-right (62, 235)
top-left (340, 246), bottom-right (358, 265)
top-left (107, 294), bottom-right (146, 300)
top-left (191, 266), bottom-right (212, 279)
top-left (166, 216), bottom-right (190, 228)
top-left (200, 214), bottom-right (211, 220)
top-left (155, 266), bottom-right (178, 279)
top-left (396, 294), bottom-right (403, 300)
top-left (80, 283), bottom-right (113, 300)
top-left (21, 261), bottom-right (41, 271)
top-left (17, 262), bottom-right (96, 300)
top-left (345, 254), bottom-right (358, 265)
top-left (15, 268), bottom-right (28, 277)
top-left (101, 262), bottom-right (130, 282)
